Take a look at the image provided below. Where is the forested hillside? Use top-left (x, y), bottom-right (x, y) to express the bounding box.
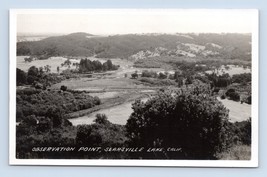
top-left (17, 32), bottom-right (251, 60)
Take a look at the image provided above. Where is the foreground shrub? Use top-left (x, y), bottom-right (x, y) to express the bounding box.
top-left (126, 87), bottom-right (232, 159)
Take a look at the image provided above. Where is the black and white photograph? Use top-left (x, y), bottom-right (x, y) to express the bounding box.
top-left (9, 9), bottom-right (258, 167)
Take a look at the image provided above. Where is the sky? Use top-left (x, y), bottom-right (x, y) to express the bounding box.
top-left (16, 9), bottom-right (257, 35)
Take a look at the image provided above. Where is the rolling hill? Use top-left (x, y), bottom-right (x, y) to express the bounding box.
top-left (17, 32), bottom-right (251, 60)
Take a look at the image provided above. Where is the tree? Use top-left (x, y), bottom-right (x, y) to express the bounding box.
top-left (176, 77), bottom-right (183, 87)
top-left (126, 86), bottom-right (231, 159)
top-left (76, 125), bottom-right (102, 146)
top-left (28, 66), bottom-right (39, 77)
top-left (158, 72), bottom-right (167, 79)
top-left (24, 57), bottom-right (33, 62)
top-left (94, 114), bottom-right (109, 125)
top-left (44, 65), bottom-right (51, 73)
top-left (60, 85), bottom-right (67, 91)
top-left (57, 66), bottom-right (60, 73)
top-left (17, 68), bottom-right (27, 85)
top-left (225, 89), bottom-right (240, 101)
top-left (246, 95), bottom-right (251, 104)
top-left (106, 60), bottom-right (113, 70)
top-left (39, 67), bottom-right (44, 75)
top-left (131, 72), bottom-right (138, 79)
top-left (27, 66), bottom-right (39, 84)
top-left (185, 76), bottom-right (193, 85)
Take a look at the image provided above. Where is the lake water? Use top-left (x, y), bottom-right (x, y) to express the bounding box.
top-left (217, 97), bottom-right (251, 122)
top-left (69, 98), bottom-right (149, 126)
top-left (88, 91), bottom-right (120, 99)
top-left (69, 101), bottom-right (135, 126)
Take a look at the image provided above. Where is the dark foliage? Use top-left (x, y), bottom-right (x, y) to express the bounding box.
top-left (206, 73), bottom-right (231, 88)
top-left (131, 72), bottom-right (138, 79)
top-left (17, 68), bottom-right (27, 85)
top-left (79, 58), bottom-right (119, 73)
top-left (229, 118), bottom-right (251, 145)
top-left (16, 67), bottom-right (64, 87)
top-left (232, 73), bottom-right (251, 85)
top-left (16, 88), bottom-right (100, 122)
top-left (158, 72), bottom-right (167, 79)
top-left (60, 85), bottom-right (67, 91)
top-left (126, 86), bottom-right (232, 159)
top-left (141, 70), bottom-right (158, 78)
top-left (225, 89), bottom-right (240, 101)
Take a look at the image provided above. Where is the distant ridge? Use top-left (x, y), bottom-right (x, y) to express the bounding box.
top-left (16, 32), bottom-right (251, 60)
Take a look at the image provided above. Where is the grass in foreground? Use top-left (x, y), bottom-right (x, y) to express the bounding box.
top-left (217, 145), bottom-right (251, 160)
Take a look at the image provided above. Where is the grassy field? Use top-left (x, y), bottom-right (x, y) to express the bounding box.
top-left (51, 77), bottom-right (152, 90)
top-left (17, 56), bottom-right (80, 73)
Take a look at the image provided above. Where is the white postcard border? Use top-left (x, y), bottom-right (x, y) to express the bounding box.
top-left (9, 9), bottom-right (259, 167)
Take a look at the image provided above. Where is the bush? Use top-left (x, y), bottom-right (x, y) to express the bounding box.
top-left (158, 72), bottom-right (167, 79)
top-left (94, 114), bottom-right (109, 125)
top-left (60, 85), bottom-right (67, 91)
top-left (232, 73), bottom-right (251, 84)
top-left (131, 72), bottom-right (138, 79)
top-left (220, 94), bottom-right (226, 99)
top-left (17, 68), bottom-right (27, 85)
top-left (246, 95), bottom-right (251, 105)
top-left (76, 117), bottom-right (128, 158)
top-left (141, 70), bottom-right (157, 78)
top-left (126, 87), bottom-right (231, 159)
top-left (225, 88), bottom-right (240, 101)
top-left (234, 118), bottom-right (251, 145)
top-left (225, 88), bottom-right (235, 95)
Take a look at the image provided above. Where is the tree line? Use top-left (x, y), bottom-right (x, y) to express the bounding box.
top-left (78, 59), bottom-right (119, 73)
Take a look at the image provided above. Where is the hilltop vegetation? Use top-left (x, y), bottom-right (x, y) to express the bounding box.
top-left (17, 33), bottom-right (251, 60)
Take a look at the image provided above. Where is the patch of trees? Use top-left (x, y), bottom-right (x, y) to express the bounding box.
top-left (17, 67), bottom-right (63, 87)
top-left (16, 113), bottom-right (127, 159)
top-left (75, 114), bottom-right (128, 158)
top-left (16, 88), bottom-right (101, 122)
top-left (61, 59), bottom-right (72, 68)
top-left (228, 118), bottom-right (251, 145)
top-left (131, 72), bottom-right (138, 79)
top-left (232, 73), bottom-right (251, 85)
top-left (24, 56), bottom-right (34, 62)
top-left (16, 106), bottom-right (76, 159)
top-left (225, 88), bottom-right (240, 102)
top-left (126, 86), bottom-right (233, 159)
top-left (206, 73), bottom-right (231, 88)
top-left (79, 58), bottom-right (119, 73)
top-left (141, 70), bottom-right (158, 78)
